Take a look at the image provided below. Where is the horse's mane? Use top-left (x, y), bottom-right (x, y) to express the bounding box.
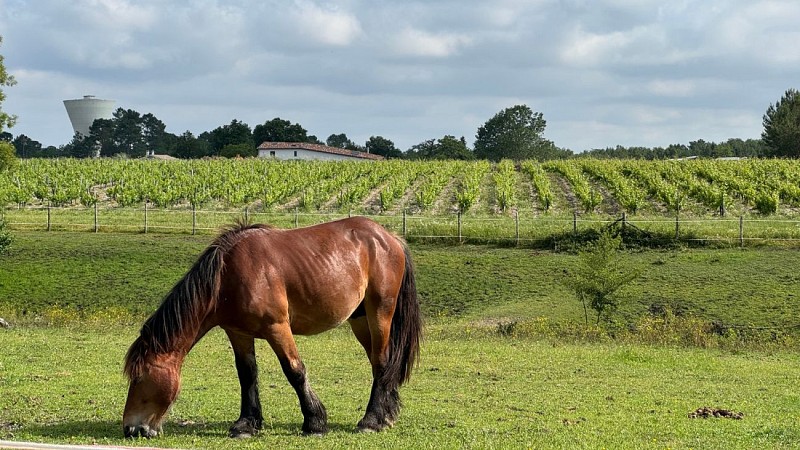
top-left (124, 220), bottom-right (273, 380)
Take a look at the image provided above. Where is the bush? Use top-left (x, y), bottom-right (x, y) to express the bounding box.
top-left (0, 217), bottom-right (11, 255)
top-left (563, 230), bottom-right (642, 324)
top-left (0, 140), bottom-right (17, 172)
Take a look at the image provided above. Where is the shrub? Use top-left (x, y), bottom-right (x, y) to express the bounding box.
top-left (563, 230), bottom-right (642, 324)
top-left (0, 217), bottom-right (11, 255)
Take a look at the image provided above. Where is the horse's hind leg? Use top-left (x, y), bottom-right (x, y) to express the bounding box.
top-left (225, 331), bottom-right (264, 438)
top-left (265, 323), bottom-right (328, 435)
top-left (348, 314), bottom-right (372, 362)
top-left (357, 301), bottom-right (400, 433)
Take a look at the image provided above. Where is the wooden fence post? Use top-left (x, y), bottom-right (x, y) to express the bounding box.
top-left (457, 210), bottom-right (463, 244)
top-left (739, 215), bottom-right (744, 248)
top-left (573, 211), bottom-right (578, 234)
top-left (675, 212), bottom-right (679, 240)
top-left (47, 203), bottom-right (51, 232)
top-left (94, 202), bottom-right (98, 233)
top-left (144, 201), bottom-right (148, 234)
top-left (514, 209), bottom-right (520, 247)
top-left (192, 203), bottom-right (196, 235)
top-left (402, 209), bottom-right (407, 238)
top-left (295, 207), bottom-right (299, 228)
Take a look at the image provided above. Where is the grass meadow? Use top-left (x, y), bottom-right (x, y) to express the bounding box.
top-left (1, 231), bottom-right (799, 448)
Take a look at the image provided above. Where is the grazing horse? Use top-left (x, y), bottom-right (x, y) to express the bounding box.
top-left (123, 217), bottom-right (421, 438)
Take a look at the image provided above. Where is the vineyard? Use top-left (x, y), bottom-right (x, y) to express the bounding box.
top-left (2, 158), bottom-right (799, 217)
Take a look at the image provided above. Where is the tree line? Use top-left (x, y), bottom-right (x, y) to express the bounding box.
top-left (5, 90), bottom-right (799, 162)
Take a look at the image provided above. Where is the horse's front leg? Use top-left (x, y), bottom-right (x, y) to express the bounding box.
top-left (265, 322), bottom-right (328, 435)
top-left (225, 331), bottom-right (264, 438)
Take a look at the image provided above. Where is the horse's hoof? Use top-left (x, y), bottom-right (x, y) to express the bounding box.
top-left (356, 426), bottom-right (378, 433)
top-left (302, 427), bottom-right (328, 437)
top-left (229, 421), bottom-right (260, 439)
top-left (301, 420), bottom-right (328, 436)
top-left (229, 430), bottom-right (254, 439)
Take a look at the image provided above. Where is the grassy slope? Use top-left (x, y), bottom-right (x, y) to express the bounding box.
top-left (1, 327), bottom-right (798, 449)
top-left (0, 232), bottom-right (799, 330)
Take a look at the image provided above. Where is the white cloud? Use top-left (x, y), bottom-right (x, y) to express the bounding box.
top-left (291, 1), bottom-right (363, 46)
top-left (392, 28), bottom-right (472, 58)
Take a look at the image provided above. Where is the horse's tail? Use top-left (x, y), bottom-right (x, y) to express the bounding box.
top-left (124, 241), bottom-right (225, 381)
top-left (382, 244), bottom-right (423, 390)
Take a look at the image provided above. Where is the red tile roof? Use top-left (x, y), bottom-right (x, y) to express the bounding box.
top-left (257, 142), bottom-right (384, 160)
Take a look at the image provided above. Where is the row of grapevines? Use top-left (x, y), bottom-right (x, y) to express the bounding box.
top-left (544, 161), bottom-right (602, 213)
top-left (581, 160), bottom-right (648, 214)
top-left (621, 162), bottom-right (686, 212)
top-left (658, 162), bottom-right (725, 212)
top-left (413, 162), bottom-right (462, 210)
top-left (520, 161), bottom-right (553, 212)
top-left (379, 162), bottom-right (437, 211)
top-left (492, 160), bottom-right (518, 211)
top-left (455, 161), bottom-right (491, 212)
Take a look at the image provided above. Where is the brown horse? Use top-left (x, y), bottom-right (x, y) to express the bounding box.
top-left (123, 216), bottom-right (421, 438)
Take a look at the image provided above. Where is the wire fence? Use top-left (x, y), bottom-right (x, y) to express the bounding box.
top-left (3, 204), bottom-right (800, 248)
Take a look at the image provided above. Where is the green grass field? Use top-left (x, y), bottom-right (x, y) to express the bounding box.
top-left (1, 231), bottom-right (799, 448)
top-left (1, 326), bottom-right (799, 449)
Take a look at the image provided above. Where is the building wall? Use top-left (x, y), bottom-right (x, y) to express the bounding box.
top-left (257, 148), bottom-right (369, 161)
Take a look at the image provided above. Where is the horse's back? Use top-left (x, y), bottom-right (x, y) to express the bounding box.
top-left (216, 217), bottom-right (405, 336)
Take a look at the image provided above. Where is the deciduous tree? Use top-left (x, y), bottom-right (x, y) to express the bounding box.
top-left (0, 36), bottom-right (16, 134)
top-left (406, 135), bottom-right (473, 160)
top-left (326, 133), bottom-right (354, 148)
top-left (253, 118), bottom-right (310, 144)
top-left (474, 105), bottom-right (565, 161)
top-left (365, 135), bottom-right (401, 158)
top-left (200, 119), bottom-right (254, 156)
top-left (0, 36), bottom-right (17, 171)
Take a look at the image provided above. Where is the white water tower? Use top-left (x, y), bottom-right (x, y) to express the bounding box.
top-left (63, 95), bottom-right (116, 138)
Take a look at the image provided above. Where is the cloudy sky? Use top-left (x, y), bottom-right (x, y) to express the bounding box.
top-left (1, 0), bottom-right (798, 152)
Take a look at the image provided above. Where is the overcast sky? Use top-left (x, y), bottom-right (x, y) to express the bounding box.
top-left (1, 0), bottom-right (799, 152)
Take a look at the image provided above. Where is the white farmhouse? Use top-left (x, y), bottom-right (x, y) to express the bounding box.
top-left (257, 142), bottom-right (384, 161)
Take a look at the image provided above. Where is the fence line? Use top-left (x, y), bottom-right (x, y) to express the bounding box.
top-left (3, 204), bottom-right (800, 248)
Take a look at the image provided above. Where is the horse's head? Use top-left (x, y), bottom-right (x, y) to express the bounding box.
top-left (122, 351), bottom-right (182, 438)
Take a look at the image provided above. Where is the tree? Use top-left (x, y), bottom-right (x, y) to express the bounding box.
top-left (0, 140), bottom-right (16, 171)
top-left (0, 36), bottom-right (16, 134)
top-left (112, 108), bottom-right (146, 156)
top-left (141, 113), bottom-right (168, 153)
top-left (88, 118), bottom-right (116, 156)
top-left (365, 135), bottom-right (402, 158)
top-left (63, 132), bottom-right (93, 158)
top-left (564, 231), bottom-right (641, 324)
top-left (200, 119), bottom-right (253, 156)
top-left (174, 131), bottom-right (210, 159)
top-left (253, 118), bottom-right (310, 144)
top-left (326, 133), bottom-right (354, 149)
top-left (11, 134), bottom-right (42, 158)
top-left (474, 104), bottom-right (554, 161)
top-left (762, 88), bottom-right (800, 157)
top-left (1, 36), bottom-right (17, 171)
top-left (219, 142), bottom-right (256, 158)
top-left (406, 135), bottom-right (473, 160)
